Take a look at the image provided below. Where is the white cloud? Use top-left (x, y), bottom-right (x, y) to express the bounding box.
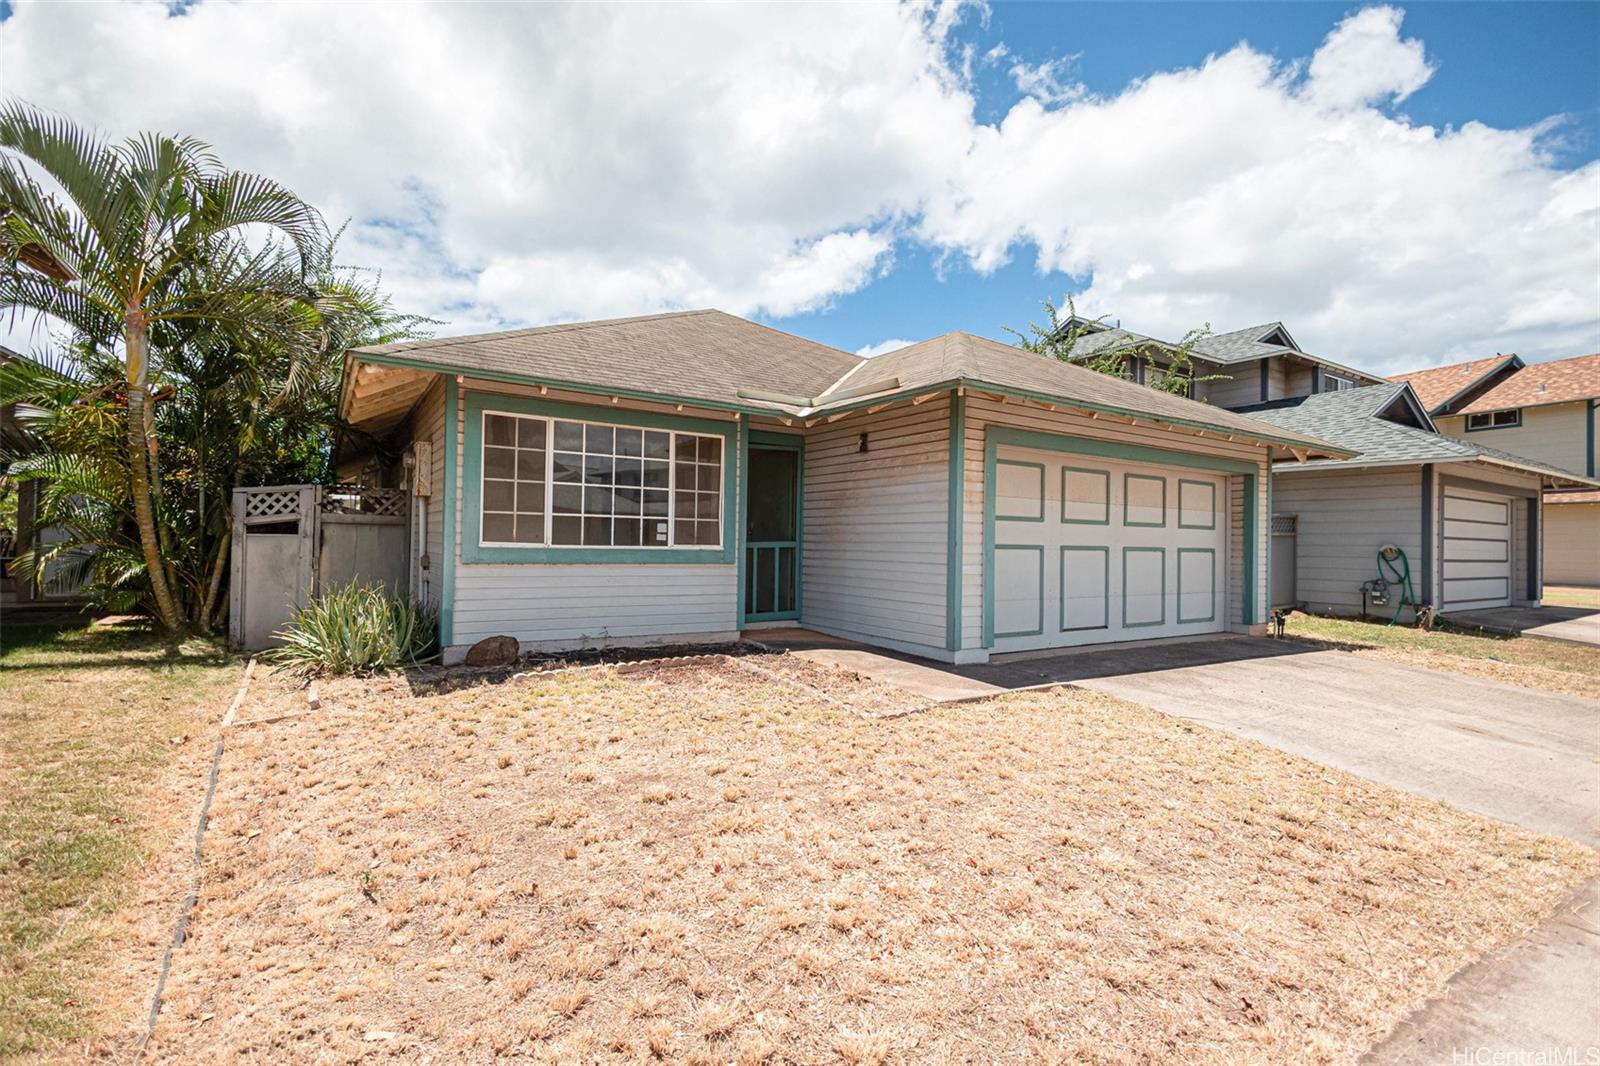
top-left (2, 2), bottom-right (1595, 372)
top-left (915, 7), bottom-right (1600, 369)
top-left (1302, 5), bottom-right (1433, 111)
top-left (856, 338), bottom-right (917, 358)
top-left (0, 1), bottom-right (972, 330)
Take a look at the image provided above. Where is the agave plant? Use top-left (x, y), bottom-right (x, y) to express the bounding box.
top-left (269, 580), bottom-right (438, 677)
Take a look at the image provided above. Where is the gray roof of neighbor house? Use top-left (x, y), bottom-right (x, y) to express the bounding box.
top-left (348, 310), bottom-right (1350, 456)
top-left (1061, 318), bottom-right (1385, 387)
top-left (1236, 384), bottom-right (1598, 485)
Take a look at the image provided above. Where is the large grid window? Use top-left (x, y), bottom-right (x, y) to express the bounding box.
top-left (479, 411), bottom-right (722, 549)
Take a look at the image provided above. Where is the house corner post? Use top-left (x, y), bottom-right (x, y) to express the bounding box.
top-left (440, 377), bottom-right (459, 650)
top-left (946, 391), bottom-right (966, 652)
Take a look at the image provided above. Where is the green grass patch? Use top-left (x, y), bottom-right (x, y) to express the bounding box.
top-left (1284, 611), bottom-right (1600, 680)
top-left (0, 620), bottom-right (239, 1057)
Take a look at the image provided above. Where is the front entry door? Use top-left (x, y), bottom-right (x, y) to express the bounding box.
top-left (744, 445), bottom-right (800, 621)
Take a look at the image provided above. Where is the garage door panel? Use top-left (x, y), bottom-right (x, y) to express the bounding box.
top-left (1444, 495), bottom-right (1509, 525)
top-left (1122, 547), bottom-right (1166, 628)
top-left (1061, 467), bottom-right (1110, 525)
top-left (1124, 474), bottom-right (1167, 528)
top-left (1443, 537), bottom-right (1508, 562)
top-left (1444, 576), bottom-right (1509, 604)
top-left (1059, 546), bottom-right (1109, 631)
top-left (1177, 479), bottom-right (1217, 530)
top-left (1177, 548), bottom-right (1216, 624)
top-left (995, 460), bottom-right (1045, 521)
top-left (993, 545), bottom-right (1044, 637)
top-left (1444, 518), bottom-right (1510, 541)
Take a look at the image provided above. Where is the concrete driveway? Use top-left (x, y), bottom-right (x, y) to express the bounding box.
top-left (1450, 604), bottom-right (1600, 647)
top-left (1062, 639), bottom-right (1600, 1064)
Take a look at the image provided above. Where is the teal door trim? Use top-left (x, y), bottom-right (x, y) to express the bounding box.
top-left (981, 426), bottom-right (1263, 647)
top-left (440, 377), bottom-right (458, 647)
top-left (740, 433), bottom-right (803, 625)
top-left (945, 393), bottom-right (966, 651)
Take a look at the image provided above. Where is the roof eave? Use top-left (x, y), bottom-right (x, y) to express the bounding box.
top-left (1430, 355), bottom-right (1524, 415)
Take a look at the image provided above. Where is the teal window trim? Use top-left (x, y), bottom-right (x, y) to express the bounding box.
top-left (741, 433), bottom-right (804, 624)
top-left (1059, 545), bottom-right (1109, 631)
top-left (994, 459), bottom-right (1046, 522)
top-left (736, 416), bottom-right (749, 622)
top-left (992, 544), bottom-right (1045, 638)
top-left (1123, 473), bottom-right (1168, 528)
top-left (1060, 466), bottom-right (1110, 525)
top-left (1176, 478), bottom-right (1217, 530)
top-left (946, 393), bottom-right (965, 652)
top-left (981, 427), bottom-right (1261, 647)
top-left (750, 428), bottom-right (802, 448)
top-left (440, 378), bottom-right (458, 646)
top-left (460, 391), bottom-right (736, 564)
top-left (1587, 400), bottom-right (1595, 478)
top-left (1464, 408), bottom-right (1522, 431)
top-left (1176, 547), bottom-right (1216, 624)
top-left (1121, 546), bottom-right (1167, 628)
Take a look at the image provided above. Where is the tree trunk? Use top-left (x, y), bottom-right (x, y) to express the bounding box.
top-left (199, 527), bottom-right (230, 634)
top-left (124, 311), bottom-right (183, 631)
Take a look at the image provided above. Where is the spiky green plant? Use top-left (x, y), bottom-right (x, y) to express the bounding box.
top-left (268, 580), bottom-right (438, 677)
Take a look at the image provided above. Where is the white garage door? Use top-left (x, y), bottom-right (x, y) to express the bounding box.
top-left (1442, 487), bottom-right (1513, 611)
top-left (990, 445), bottom-right (1228, 652)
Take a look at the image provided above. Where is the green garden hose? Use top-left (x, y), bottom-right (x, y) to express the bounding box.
top-left (1376, 545), bottom-right (1417, 626)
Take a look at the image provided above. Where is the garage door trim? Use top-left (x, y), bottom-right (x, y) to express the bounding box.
top-left (982, 427), bottom-right (1262, 648)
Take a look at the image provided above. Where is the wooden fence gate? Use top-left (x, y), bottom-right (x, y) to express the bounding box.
top-left (229, 484), bottom-right (410, 650)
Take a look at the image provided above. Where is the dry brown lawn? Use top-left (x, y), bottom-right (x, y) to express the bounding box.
top-left (145, 655), bottom-right (1594, 1064)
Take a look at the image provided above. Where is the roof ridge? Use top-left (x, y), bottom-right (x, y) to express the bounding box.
top-left (355, 309), bottom-right (720, 354)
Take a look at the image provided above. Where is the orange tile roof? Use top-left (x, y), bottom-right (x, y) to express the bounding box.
top-left (1456, 353), bottom-right (1600, 414)
top-left (1387, 354), bottom-right (1518, 413)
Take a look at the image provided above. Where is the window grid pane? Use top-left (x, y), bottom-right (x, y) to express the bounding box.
top-left (488, 413), bottom-right (720, 550)
top-left (481, 413), bottom-right (547, 545)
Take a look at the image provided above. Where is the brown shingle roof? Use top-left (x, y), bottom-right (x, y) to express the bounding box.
top-left (1456, 353), bottom-right (1600, 415)
top-left (1388, 354), bottom-right (1519, 413)
top-left (352, 309), bottom-right (860, 413)
top-left (830, 331), bottom-right (1347, 454)
top-left (350, 312), bottom-right (1348, 456)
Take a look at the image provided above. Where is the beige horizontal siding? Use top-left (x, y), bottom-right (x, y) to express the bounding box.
top-left (1435, 402), bottom-right (1592, 475)
top-left (1273, 468), bottom-right (1423, 616)
top-left (802, 398), bottom-right (950, 654)
top-left (1544, 503), bottom-right (1600, 585)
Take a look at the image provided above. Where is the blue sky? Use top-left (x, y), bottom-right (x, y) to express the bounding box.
top-left (778, 1), bottom-right (1600, 357)
top-left (2, 1), bottom-right (1597, 373)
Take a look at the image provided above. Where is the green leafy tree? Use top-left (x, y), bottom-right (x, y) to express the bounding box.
top-left (1007, 295), bottom-right (1225, 399)
top-left (0, 103), bottom-right (425, 630)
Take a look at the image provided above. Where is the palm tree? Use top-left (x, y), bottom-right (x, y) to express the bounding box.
top-left (0, 101), bottom-right (329, 629)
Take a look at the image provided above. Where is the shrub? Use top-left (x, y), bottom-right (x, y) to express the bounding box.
top-left (269, 580), bottom-right (438, 676)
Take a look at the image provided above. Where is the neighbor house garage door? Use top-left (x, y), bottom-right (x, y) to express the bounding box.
top-left (989, 444), bottom-right (1228, 653)
top-left (1442, 487), bottom-right (1514, 611)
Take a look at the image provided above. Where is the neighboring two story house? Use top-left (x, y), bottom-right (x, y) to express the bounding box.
top-left (1390, 353), bottom-right (1599, 586)
top-left (1063, 322), bottom-right (1597, 618)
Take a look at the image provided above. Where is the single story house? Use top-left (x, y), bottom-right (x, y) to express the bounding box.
top-left (1236, 383), bottom-right (1597, 620)
top-left (338, 310), bottom-right (1348, 664)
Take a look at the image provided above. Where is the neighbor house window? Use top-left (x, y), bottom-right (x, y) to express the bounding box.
top-left (1322, 372), bottom-right (1356, 391)
top-left (1466, 409), bottom-right (1521, 430)
top-left (480, 411), bottom-right (721, 549)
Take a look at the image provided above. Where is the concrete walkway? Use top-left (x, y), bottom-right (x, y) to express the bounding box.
top-left (1450, 604), bottom-right (1600, 647)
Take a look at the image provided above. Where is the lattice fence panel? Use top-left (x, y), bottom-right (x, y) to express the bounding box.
top-left (243, 489), bottom-right (301, 519)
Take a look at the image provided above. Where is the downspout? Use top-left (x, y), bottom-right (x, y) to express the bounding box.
top-left (1587, 399), bottom-right (1595, 478)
